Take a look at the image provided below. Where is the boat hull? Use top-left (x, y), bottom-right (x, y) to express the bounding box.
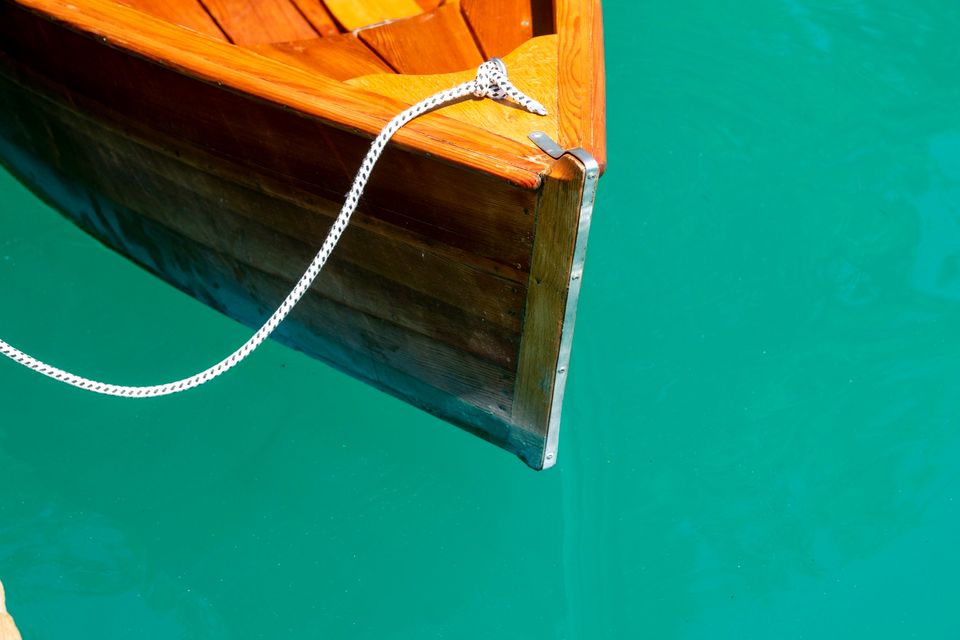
top-left (0, 1), bottom-right (593, 468)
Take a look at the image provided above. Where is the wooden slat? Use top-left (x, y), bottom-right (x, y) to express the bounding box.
top-left (555, 0), bottom-right (606, 170)
top-left (200, 0), bottom-right (317, 45)
top-left (460, 0), bottom-right (532, 59)
top-left (252, 34), bottom-right (391, 80)
top-left (0, 581), bottom-right (21, 640)
top-left (117, 0), bottom-right (226, 39)
top-left (348, 35), bottom-right (558, 151)
top-left (358, 2), bottom-right (483, 74)
top-left (5, 0), bottom-right (550, 186)
top-left (289, 0), bottom-right (339, 37)
top-left (415, 0), bottom-right (443, 10)
top-left (0, 75), bottom-right (521, 430)
top-left (512, 155), bottom-right (586, 467)
top-left (322, 0), bottom-right (423, 31)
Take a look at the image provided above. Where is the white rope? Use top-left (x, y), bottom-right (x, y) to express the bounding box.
top-left (0, 59), bottom-right (546, 397)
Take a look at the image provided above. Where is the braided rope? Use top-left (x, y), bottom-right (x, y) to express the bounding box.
top-left (0, 60), bottom-right (546, 397)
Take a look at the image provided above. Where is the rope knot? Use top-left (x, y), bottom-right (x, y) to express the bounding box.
top-left (472, 58), bottom-right (548, 116)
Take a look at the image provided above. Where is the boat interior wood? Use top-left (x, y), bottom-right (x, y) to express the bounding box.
top-left (288, 0), bottom-right (339, 37)
top-left (200, 0), bottom-right (319, 45)
top-left (357, 2), bottom-right (483, 75)
top-left (7, 0), bottom-right (606, 183)
top-left (348, 35), bottom-right (559, 150)
top-left (117, 0), bottom-right (227, 40)
top-left (251, 34), bottom-right (392, 81)
top-left (322, 0), bottom-right (424, 31)
top-left (460, 0), bottom-right (532, 59)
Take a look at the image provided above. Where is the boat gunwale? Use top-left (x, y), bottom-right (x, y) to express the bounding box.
top-left (10, 0), bottom-right (558, 190)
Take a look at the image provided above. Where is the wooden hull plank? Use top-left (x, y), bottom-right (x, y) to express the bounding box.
top-left (358, 3), bottom-right (483, 75)
top-left (0, 134), bottom-right (546, 461)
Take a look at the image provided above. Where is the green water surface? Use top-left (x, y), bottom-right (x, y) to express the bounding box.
top-left (3, 1), bottom-right (960, 637)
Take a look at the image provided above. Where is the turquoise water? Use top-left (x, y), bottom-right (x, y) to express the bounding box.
top-left (3, 1), bottom-right (960, 637)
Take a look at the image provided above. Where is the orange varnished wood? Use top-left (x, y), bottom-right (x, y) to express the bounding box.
top-left (252, 34), bottom-right (391, 80)
top-left (460, 0), bottom-right (532, 59)
top-left (512, 155), bottom-right (585, 462)
top-left (349, 35), bottom-right (558, 150)
top-left (200, 0), bottom-right (317, 45)
top-left (414, 0), bottom-right (443, 10)
top-left (322, 0), bottom-right (423, 31)
top-left (358, 2), bottom-right (483, 74)
top-left (289, 0), bottom-right (339, 37)
top-left (0, 0), bottom-right (606, 468)
top-left (118, 0), bottom-right (226, 39)
top-left (7, 0), bottom-right (549, 185)
top-left (555, 0), bottom-right (606, 170)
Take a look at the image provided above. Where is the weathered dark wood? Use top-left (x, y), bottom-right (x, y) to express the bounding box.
top-left (251, 35), bottom-right (392, 80)
top-left (512, 156), bottom-right (586, 467)
top-left (359, 3), bottom-right (483, 74)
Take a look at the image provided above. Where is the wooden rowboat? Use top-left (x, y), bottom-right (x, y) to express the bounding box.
top-left (0, 0), bottom-right (605, 469)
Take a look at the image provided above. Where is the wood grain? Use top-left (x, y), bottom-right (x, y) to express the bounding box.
top-left (555, 0), bottom-right (606, 170)
top-left (200, 0), bottom-right (318, 44)
top-left (0, 74), bottom-right (526, 451)
top-left (359, 2), bottom-right (483, 74)
top-left (117, 0), bottom-right (227, 39)
top-left (460, 0), bottom-right (532, 58)
top-left (415, 0), bottom-right (443, 10)
top-left (252, 34), bottom-right (391, 80)
top-left (0, 581), bottom-right (21, 640)
top-left (289, 0), bottom-right (339, 37)
top-left (322, 0), bottom-right (423, 31)
top-left (6, 0), bottom-right (550, 185)
top-left (349, 35), bottom-right (558, 151)
top-left (512, 155), bottom-right (586, 466)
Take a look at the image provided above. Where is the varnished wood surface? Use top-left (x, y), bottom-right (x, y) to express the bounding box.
top-left (358, 3), bottom-right (482, 74)
top-left (555, 0), bottom-right (606, 170)
top-left (461, 0), bottom-right (532, 59)
top-left (7, 0), bottom-right (551, 186)
top-left (0, 582), bottom-right (21, 640)
top-left (349, 35), bottom-right (558, 151)
top-left (512, 155), bottom-right (585, 464)
top-left (0, 0), bottom-right (605, 467)
top-left (118, 0), bottom-right (227, 39)
top-left (323, 0), bottom-right (423, 30)
top-left (200, 0), bottom-right (318, 45)
top-left (289, 0), bottom-right (339, 37)
top-left (252, 34), bottom-right (392, 80)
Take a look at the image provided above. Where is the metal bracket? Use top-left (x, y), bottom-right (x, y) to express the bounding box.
top-left (528, 131), bottom-right (600, 469)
